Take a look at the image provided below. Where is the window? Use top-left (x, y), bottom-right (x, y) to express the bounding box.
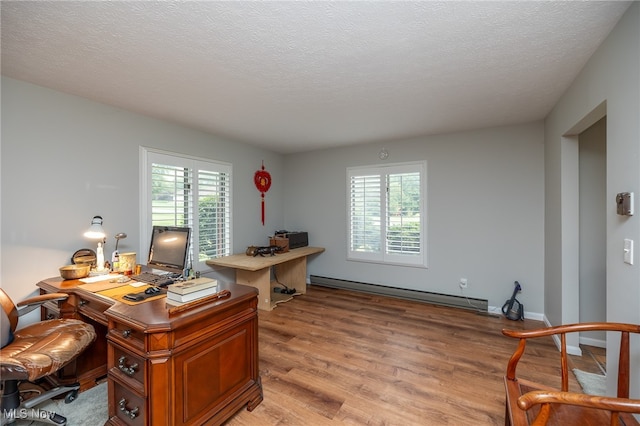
top-left (141, 148), bottom-right (232, 271)
top-left (347, 161), bottom-right (426, 267)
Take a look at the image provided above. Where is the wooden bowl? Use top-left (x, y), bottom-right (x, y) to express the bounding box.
top-left (59, 264), bottom-right (90, 280)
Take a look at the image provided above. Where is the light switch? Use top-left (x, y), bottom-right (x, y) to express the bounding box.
top-left (623, 239), bottom-right (633, 265)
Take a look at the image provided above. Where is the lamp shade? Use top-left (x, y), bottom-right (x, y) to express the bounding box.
top-left (84, 215), bottom-right (106, 239)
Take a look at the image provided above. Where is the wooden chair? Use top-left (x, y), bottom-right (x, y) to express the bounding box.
top-left (502, 322), bottom-right (640, 426)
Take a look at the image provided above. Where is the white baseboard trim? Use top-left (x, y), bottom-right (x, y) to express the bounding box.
top-left (487, 306), bottom-right (544, 322)
top-left (579, 336), bottom-right (606, 349)
top-left (543, 314), bottom-right (582, 356)
top-left (524, 310), bottom-right (544, 321)
top-left (487, 306), bottom-right (503, 316)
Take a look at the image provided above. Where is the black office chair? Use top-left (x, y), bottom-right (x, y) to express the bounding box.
top-left (1, 288), bottom-right (96, 425)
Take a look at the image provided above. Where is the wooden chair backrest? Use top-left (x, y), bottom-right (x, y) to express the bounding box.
top-left (504, 323), bottom-right (640, 398)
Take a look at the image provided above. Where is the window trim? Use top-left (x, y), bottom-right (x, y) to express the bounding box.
top-left (139, 146), bottom-right (233, 272)
top-left (346, 160), bottom-right (427, 268)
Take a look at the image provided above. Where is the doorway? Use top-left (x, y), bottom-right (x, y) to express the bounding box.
top-left (578, 116), bottom-right (607, 346)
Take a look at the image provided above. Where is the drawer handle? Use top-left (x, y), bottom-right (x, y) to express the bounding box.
top-left (118, 356), bottom-right (139, 376)
top-left (122, 329), bottom-right (132, 338)
top-left (79, 299), bottom-right (88, 307)
top-left (119, 398), bottom-right (139, 419)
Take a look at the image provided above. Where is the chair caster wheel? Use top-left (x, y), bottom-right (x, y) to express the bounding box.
top-left (64, 389), bottom-right (78, 404)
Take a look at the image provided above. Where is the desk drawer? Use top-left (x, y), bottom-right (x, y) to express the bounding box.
top-left (108, 323), bottom-right (145, 352)
top-left (110, 345), bottom-right (145, 393)
top-left (111, 381), bottom-right (146, 426)
top-left (77, 294), bottom-right (110, 325)
top-left (42, 302), bottom-right (61, 320)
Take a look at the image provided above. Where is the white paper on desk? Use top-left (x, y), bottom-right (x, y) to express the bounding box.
top-left (80, 274), bottom-right (119, 283)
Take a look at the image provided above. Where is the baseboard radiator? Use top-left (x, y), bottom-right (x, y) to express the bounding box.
top-left (309, 275), bottom-right (488, 312)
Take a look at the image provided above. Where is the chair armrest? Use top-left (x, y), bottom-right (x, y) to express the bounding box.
top-left (16, 293), bottom-right (68, 316)
top-left (518, 390), bottom-right (640, 414)
top-left (503, 323), bottom-right (640, 339)
top-left (0, 359), bottom-right (30, 381)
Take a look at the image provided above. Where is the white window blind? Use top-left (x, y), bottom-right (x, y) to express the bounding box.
top-left (347, 162), bottom-right (426, 267)
top-left (349, 173), bottom-right (382, 255)
top-left (141, 148), bottom-right (232, 271)
top-left (196, 168), bottom-right (231, 261)
top-left (150, 163), bottom-right (193, 227)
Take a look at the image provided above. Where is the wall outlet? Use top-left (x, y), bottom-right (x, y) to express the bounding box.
top-left (459, 278), bottom-right (468, 289)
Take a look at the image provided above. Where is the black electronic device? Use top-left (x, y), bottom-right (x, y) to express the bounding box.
top-left (130, 271), bottom-right (176, 287)
top-left (274, 230), bottom-right (308, 249)
top-left (501, 281), bottom-right (524, 321)
top-left (146, 226), bottom-right (191, 275)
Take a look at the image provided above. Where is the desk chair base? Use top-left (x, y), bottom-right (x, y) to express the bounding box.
top-left (1, 380), bottom-right (80, 425)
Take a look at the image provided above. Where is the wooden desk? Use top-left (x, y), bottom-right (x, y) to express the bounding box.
top-left (206, 246), bottom-right (325, 311)
top-left (37, 277), bottom-right (262, 425)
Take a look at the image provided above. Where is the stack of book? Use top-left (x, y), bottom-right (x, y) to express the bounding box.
top-left (165, 277), bottom-right (218, 307)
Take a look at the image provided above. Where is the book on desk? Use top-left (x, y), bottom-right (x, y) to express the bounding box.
top-left (166, 278), bottom-right (218, 304)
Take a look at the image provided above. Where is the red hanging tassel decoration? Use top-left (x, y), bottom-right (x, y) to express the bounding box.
top-left (254, 161), bottom-right (272, 225)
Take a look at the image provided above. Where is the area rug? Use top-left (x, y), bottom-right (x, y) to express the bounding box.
top-left (36, 382), bottom-right (108, 426)
top-left (573, 368), bottom-right (607, 396)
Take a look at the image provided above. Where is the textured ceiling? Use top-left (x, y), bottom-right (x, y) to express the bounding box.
top-left (1, 1), bottom-right (631, 154)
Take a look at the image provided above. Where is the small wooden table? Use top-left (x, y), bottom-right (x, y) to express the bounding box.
top-left (206, 246), bottom-right (325, 311)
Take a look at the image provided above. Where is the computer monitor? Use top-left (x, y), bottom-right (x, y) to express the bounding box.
top-left (146, 226), bottom-right (191, 275)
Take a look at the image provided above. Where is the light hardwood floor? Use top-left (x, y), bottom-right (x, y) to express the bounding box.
top-left (226, 285), bottom-right (586, 425)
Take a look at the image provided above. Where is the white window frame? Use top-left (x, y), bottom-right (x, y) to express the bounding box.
top-left (140, 147), bottom-right (232, 272)
top-left (347, 161), bottom-right (427, 268)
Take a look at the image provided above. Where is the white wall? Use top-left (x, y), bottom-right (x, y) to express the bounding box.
top-left (283, 123), bottom-right (545, 312)
top-left (544, 2), bottom-right (639, 397)
top-left (1, 77), bottom-right (285, 304)
top-left (0, 77), bottom-right (545, 318)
